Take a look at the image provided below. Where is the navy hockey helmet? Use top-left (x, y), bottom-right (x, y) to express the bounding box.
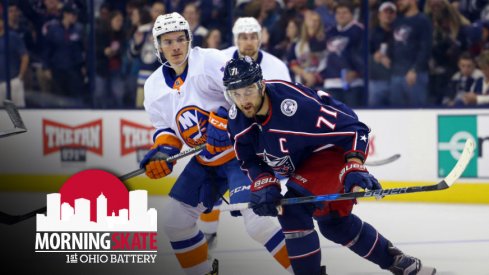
top-left (223, 56), bottom-right (263, 90)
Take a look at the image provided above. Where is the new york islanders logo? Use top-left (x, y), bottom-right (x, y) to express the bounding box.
top-left (257, 149), bottom-right (295, 176)
top-left (175, 106), bottom-right (208, 147)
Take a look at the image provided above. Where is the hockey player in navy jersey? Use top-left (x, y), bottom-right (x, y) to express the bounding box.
top-left (223, 56), bottom-right (436, 275)
top-left (140, 13), bottom-right (291, 274)
top-left (198, 16), bottom-right (292, 251)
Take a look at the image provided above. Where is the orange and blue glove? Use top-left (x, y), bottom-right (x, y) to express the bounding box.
top-left (140, 144), bottom-right (180, 179)
top-left (204, 106), bottom-right (232, 155)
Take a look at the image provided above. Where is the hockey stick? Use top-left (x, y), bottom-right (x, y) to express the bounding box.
top-left (365, 154), bottom-right (401, 166)
top-left (220, 139), bottom-right (475, 212)
top-left (0, 144), bottom-right (205, 225)
top-left (119, 144), bottom-right (205, 180)
top-left (0, 206), bottom-right (47, 225)
top-left (0, 100), bottom-right (27, 138)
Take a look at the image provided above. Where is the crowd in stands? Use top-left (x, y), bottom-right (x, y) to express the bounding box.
top-left (1, 0), bottom-right (489, 108)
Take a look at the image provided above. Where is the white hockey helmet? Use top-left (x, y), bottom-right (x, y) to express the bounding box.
top-left (152, 12), bottom-right (192, 63)
top-left (232, 17), bottom-right (262, 44)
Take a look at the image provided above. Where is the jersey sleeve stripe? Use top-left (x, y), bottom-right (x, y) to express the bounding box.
top-left (153, 128), bottom-right (177, 142)
top-left (268, 129), bottom-right (355, 137)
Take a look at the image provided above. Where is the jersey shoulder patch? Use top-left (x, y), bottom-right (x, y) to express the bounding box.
top-left (280, 99), bottom-right (298, 117)
top-left (229, 104), bottom-right (238, 120)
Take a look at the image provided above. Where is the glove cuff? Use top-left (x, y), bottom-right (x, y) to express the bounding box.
top-left (339, 162), bottom-right (368, 184)
top-left (209, 112), bottom-right (228, 131)
top-left (251, 173), bottom-right (281, 192)
top-left (153, 134), bottom-right (183, 150)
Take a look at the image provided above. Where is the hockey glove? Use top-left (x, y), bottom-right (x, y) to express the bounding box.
top-left (205, 107), bottom-right (232, 155)
top-left (250, 173), bottom-right (282, 216)
top-left (339, 162), bottom-right (381, 193)
top-left (140, 145), bottom-right (180, 179)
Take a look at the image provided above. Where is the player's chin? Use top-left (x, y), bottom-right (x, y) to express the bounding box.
top-left (170, 55), bottom-right (184, 64)
top-left (238, 107), bottom-right (253, 118)
top-left (243, 50), bottom-right (257, 57)
top-left (243, 109), bottom-right (256, 118)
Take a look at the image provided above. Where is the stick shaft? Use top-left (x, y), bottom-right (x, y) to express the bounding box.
top-left (118, 144), bottom-right (205, 181)
top-left (221, 139), bottom-right (475, 212)
top-left (0, 144), bottom-right (205, 224)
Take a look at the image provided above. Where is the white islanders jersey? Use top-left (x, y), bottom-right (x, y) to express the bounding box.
top-left (144, 47), bottom-right (234, 166)
top-left (221, 46), bottom-right (291, 82)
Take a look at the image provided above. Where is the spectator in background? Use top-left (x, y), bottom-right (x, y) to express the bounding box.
top-left (43, 5), bottom-right (85, 105)
top-left (443, 52), bottom-right (483, 106)
top-left (369, 1), bottom-right (397, 107)
top-left (122, 0), bottom-right (142, 36)
top-left (94, 11), bottom-right (126, 108)
top-left (315, 0), bottom-right (337, 31)
top-left (0, 17), bottom-right (29, 107)
top-left (96, 2), bottom-right (111, 26)
top-left (121, 0), bottom-right (144, 107)
top-left (465, 20), bottom-right (489, 57)
top-left (128, 6), bottom-right (158, 108)
top-left (287, 10), bottom-right (326, 87)
top-left (150, 1), bottom-right (166, 21)
top-left (389, 0), bottom-right (432, 107)
top-left (183, 3), bottom-right (208, 47)
top-left (451, 0), bottom-right (487, 22)
top-left (425, 0), bottom-right (470, 105)
top-left (270, 18), bottom-right (301, 63)
top-left (464, 50), bottom-right (489, 106)
top-left (320, 1), bottom-right (365, 107)
top-left (241, 0), bottom-right (283, 31)
top-left (17, 0), bottom-right (64, 95)
top-left (7, 1), bottom-right (36, 95)
top-left (267, 0), bottom-right (309, 59)
top-left (203, 28), bottom-right (224, 49)
top-left (7, 2), bottom-right (34, 51)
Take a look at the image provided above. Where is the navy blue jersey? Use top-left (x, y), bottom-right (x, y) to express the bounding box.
top-left (389, 13), bottom-right (432, 75)
top-left (321, 22), bottom-right (365, 80)
top-left (227, 80), bottom-right (371, 181)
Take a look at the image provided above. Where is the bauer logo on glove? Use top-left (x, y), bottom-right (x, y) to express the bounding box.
top-left (253, 176), bottom-right (280, 190)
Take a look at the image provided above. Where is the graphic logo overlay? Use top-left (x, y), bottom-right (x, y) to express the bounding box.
top-left (35, 170), bottom-right (158, 264)
top-left (120, 119), bottom-right (154, 162)
top-left (438, 115), bottom-right (487, 178)
top-left (43, 119), bottom-right (103, 162)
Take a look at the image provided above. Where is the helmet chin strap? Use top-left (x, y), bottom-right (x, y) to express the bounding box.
top-left (255, 82), bottom-right (266, 116)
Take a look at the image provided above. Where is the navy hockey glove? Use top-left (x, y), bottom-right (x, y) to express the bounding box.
top-left (250, 174), bottom-right (282, 216)
top-left (339, 162), bottom-right (381, 192)
top-left (205, 107), bottom-right (232, 155)
top-left (140, 145), bottom-right (180, 179)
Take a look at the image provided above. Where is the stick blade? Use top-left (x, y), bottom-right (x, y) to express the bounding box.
top-left (4, 100), bottom-right (26, 129)
top-left (443, 138), bottom-right (475, 187)
top-left (365, 153), bottom-right (401, 166)
top-left (0, 128), bottom-right (27, 138)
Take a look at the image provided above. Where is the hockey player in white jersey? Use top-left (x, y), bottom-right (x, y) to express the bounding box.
top-left (222, 17), bottom-right (291, 81)
top-left (140, 12), bottom-right (292, 274)
top-left (199, 16), bottom-right (292, 248)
